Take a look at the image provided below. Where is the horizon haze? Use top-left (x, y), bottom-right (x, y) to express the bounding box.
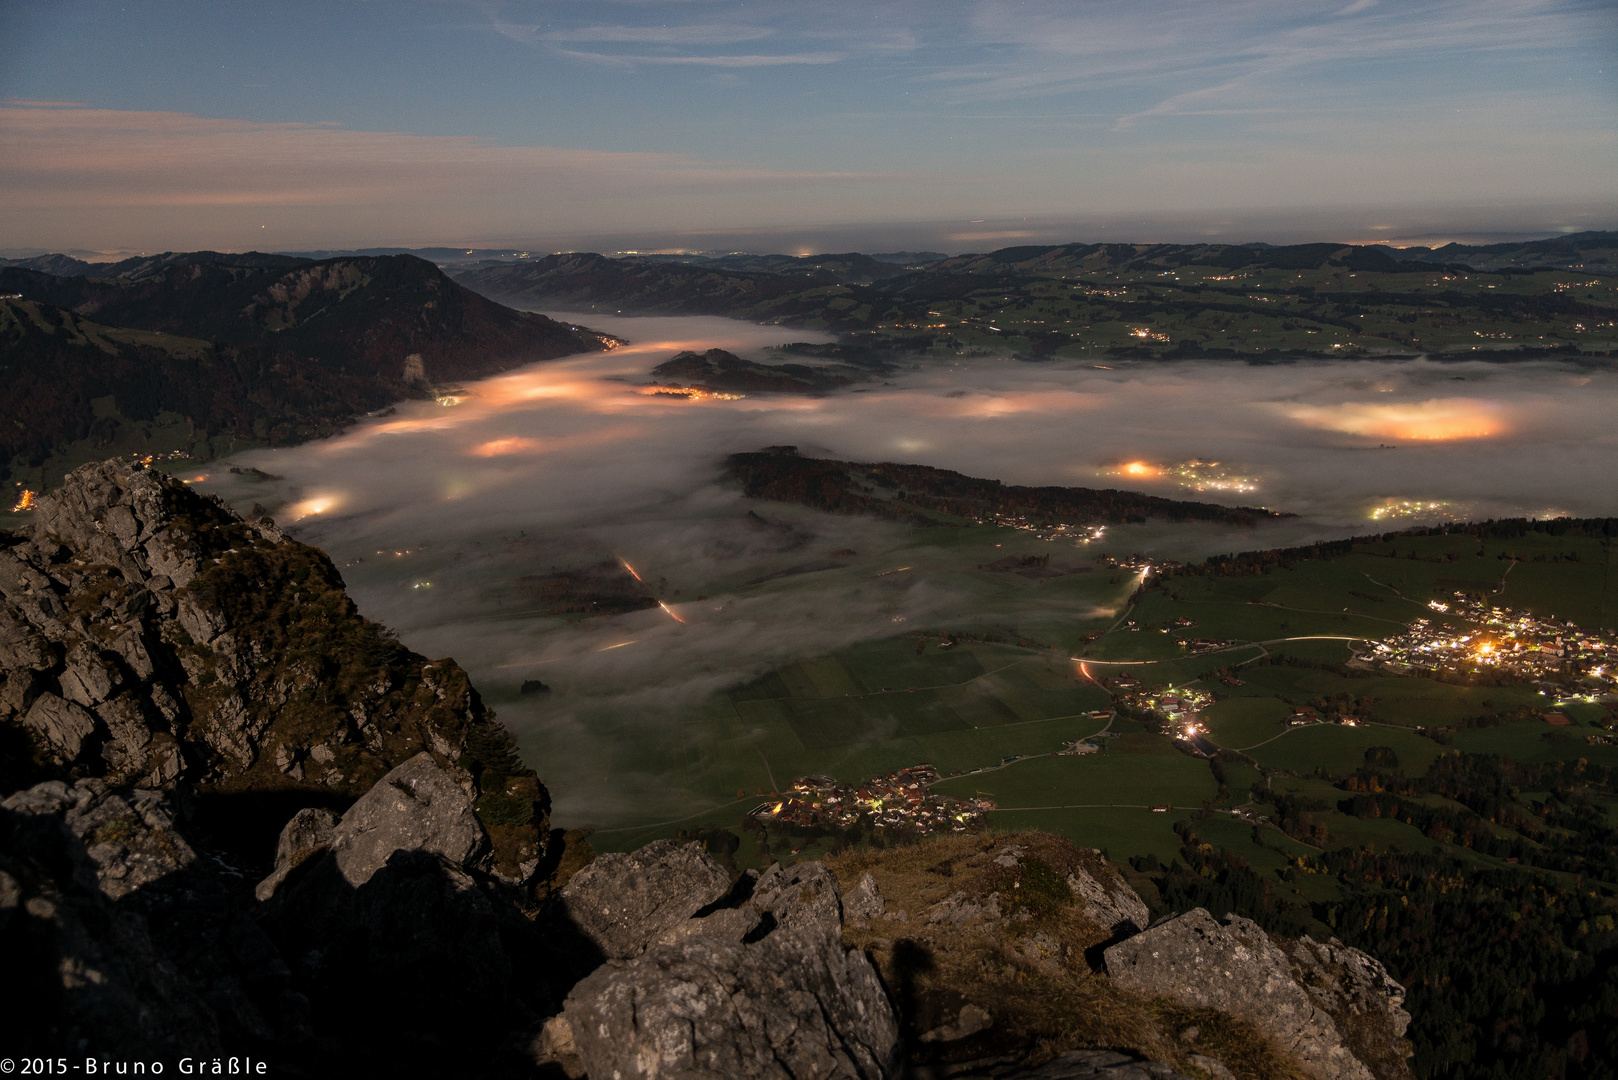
top-left (2, 0), bottom-right (1615, 253)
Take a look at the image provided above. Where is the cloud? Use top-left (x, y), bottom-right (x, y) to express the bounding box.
top-left (537, 24), bottom-right (776, 45)
top-left (940, 0), bottom-right (1613, 110)
top-left (557, 49), bottom-right (843, 67)
top-left (1278, 397), bottom-right (1510, 441)
top-left (0, 104), bottom-right (904, 249)
top-left (200, 318), bottom-right (1618, 823)
top-left (2, 98), bottom-right (90, 108)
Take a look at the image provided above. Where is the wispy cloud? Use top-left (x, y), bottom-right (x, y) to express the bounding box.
top-left (558, 49), bottom-right (844, 67)
top-left (939, 0), bottom-right (1612, 118)
top-left (537, 24), bottom-right (776, 45)
top-left (0, 105), bottom-right (902, 249)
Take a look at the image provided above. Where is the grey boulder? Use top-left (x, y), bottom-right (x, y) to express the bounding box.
top-left (255, 807), bottom-right (340, 901)
top-left (554, 859), bottom-right (900, 1080)
top-left (1067, 864), bottom-right (1151, 937)
top-left (328, 753), bottom-right (485, 888)
top-left (558, 838), bottom-right (732, 959)
top-left (1105, 908), bottom-right (1391, 1080)
top-left (22, 694), bottom-right (99, 764)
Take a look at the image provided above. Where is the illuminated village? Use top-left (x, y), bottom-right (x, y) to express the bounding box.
top-left (1115, 683), bottom-right (1215, 725)
top-left (1359, 593), bottom-right (1618, 695)
top-left (752, 764), bottom-right (994, 836)
top-left (973, 511), bottom-right (1108, 544)
top-left (1099, 553), bottom-right (1186, 573)
top-left (1101, 458), bottom-right (1260, 495)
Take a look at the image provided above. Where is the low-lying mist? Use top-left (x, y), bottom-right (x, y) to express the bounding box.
top-left (199, 314), bottom-right (1618, 825)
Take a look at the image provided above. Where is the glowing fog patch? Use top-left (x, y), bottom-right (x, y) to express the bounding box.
top-left (1281, 398), bottom-right (1507, 441)
top-left (472, 437), bottom-right (542, 457)
top-left (287, 494), bottom-right (341, 520)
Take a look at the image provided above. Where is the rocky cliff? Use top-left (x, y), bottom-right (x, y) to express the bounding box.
top-left (1, 460), bottom-right (1414, 1080)
top-left (0, 460), bottom-right (549, 879)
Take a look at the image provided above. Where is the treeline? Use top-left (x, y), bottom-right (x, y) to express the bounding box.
top-left (1166, 517), bottom-right (1618, 579)
top-left (1336, 752), bottom-right (1618, 880)
top-left (1147, 745), bottom-right (1618, 1079)
top-left (725, 449), bottom-right (1283, 528)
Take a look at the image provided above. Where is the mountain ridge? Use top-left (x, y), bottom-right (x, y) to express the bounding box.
top-left (0, 253), bottom-right (613, 489)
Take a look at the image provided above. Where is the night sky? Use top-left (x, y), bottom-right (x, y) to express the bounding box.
top-left (2, 0), bottom-right (1615, 253)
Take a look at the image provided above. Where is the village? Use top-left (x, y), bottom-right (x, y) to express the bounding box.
top-left (974, 511), bottom-right (1109, 545)
top-left (1105, 675), bottom-right (1216, 725)
top-left (751, 764), bottom-right (995, 837)
top-left (1357, 592), bottom-right (1618, 695)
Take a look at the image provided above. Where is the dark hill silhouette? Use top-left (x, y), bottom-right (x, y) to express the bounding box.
top-left (727, 447), bottom-right (1287, 528)
top-left (0, 254), bottom-right (612, 483)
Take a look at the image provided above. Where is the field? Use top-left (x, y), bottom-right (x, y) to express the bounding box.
top-left (585, 511), bottom-right (1618, 918)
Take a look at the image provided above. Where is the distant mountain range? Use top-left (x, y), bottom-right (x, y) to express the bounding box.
top-left (8, 231), bottom-right (1605, 282)
top-left (0, 252), bottom-right (611, 488)
top-left (445, 233), bottom-right (1616, 317)
top-left (445, 235), bottom-right (1616, 360)
top-left (442, 233), bottom-right (1614, 322)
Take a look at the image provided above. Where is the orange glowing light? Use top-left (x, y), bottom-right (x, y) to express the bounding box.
top-left (619, 558), bottom-right (643, 582)
top-left (471, 437), bottom-right (541, 457)
top-left (1122, 461), bottom-right (1158, 477)
top-left (657, 600), bottom-right (686, 624)
top-left (10, 489), bottom-right (36, 512)
top-left (287, 495), bottom-right (340, 520)
top-left (1283, 398), bottom-right (1507, 441)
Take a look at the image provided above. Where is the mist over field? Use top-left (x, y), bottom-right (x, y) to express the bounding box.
top-left (199, 315), bottom-right (1618, 824)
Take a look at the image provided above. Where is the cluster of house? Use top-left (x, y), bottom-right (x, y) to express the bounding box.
top-left (1358, 593), bottom-right (1617, 688)
top-left (750, 764), bottom-right (994, 836)
top-left (1164, 459), bottom-right (1259, 495)
top-left (975, 514), bottom-right (1108, 545)
top-left (1098, 553), bottom-right (1185, 573)
top-left (1113, 682), bottom-right (1214, 723)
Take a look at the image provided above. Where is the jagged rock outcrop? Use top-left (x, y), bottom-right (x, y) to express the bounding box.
top-left (842, 871), bottom-right (885, 926)
top-left (0, 803), bottom-right (222, 1057)
top-left (0, 460), bottom-right (548, 881)
top-left (2, 778), bottom-right (300, 1052)
top-left (254, 807), bottom-right (338, 901)
top-left (254, 754), bottom-right (525, 1048)
top-left (1104, 908), bottom-right (1409, 1080)
top-left (548, 859), bottom-right (901, 1080)
top-left (3, 777), bottom-right (196, 899)
top-left (1066, 861), bottom-right (1150, 937)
